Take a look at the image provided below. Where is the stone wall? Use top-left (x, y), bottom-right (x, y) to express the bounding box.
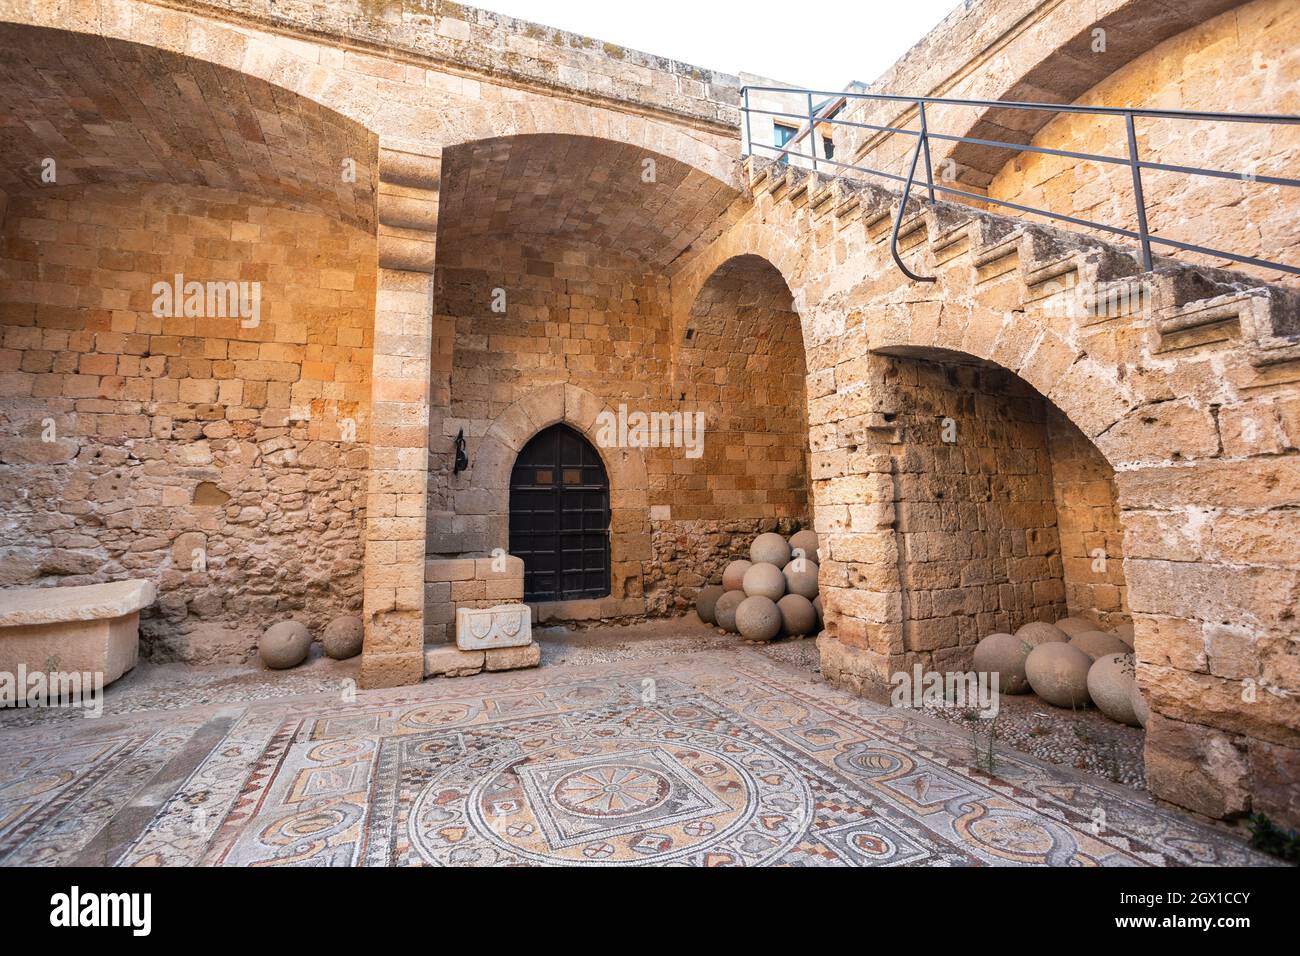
top-left (425, 236), bottom-right (810, 630)
top-left (1047, 405), bottom-right (1127, 626)
top-left (187, 0), bottom-right (743, 129)
top-left (817, 350), bottom-right (1126, 676)
top-left (0, 183), bottom-right (375, 662)
top-left (986, 0), bottom-right (1300, 283)
top-left (675, 154), bottom-right (1299, 825)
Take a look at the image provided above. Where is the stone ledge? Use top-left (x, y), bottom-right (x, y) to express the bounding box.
top-left (0, 579), bottom-right (156, 626)
top-left (485, 642), bottom-right (541, 671)
top-left (533, 596), bottom-right (646, 624)
top-left (422, 640), bottom-right (541, 677)
top-left (423, 645), bottom-right (484, 678)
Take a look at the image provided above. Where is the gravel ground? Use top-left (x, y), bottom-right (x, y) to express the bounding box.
top-left (919, 693), bottom-right (1146, 789)
top-left (539, 617), bottom-right (1145, 789)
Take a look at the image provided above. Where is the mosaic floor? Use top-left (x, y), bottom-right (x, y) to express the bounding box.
top-left (0, 647), bottom-right (1271, 867)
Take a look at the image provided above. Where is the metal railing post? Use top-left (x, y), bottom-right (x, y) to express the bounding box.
top-left (807, 91), bottom-right (818, 172)
top-left (1124, 112), bottom-right (1154, 271)
top-left (918, 100), bottom-right (936, 203)
top-left (742, 87), bottom-right (752, 157)
top-left (890, 122), bottom-right (937, 283)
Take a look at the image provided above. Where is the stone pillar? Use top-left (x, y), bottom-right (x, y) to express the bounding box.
top-left (359, 147), bottom-right (441, 689)
top-left (1120, 454), bottom-right (1300, 828)
top-left (810, 353), bottom-right (907, 700)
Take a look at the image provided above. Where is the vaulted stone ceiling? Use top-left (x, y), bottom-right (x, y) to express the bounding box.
top-left (436, 134), bottom-right (743, 271)
top-left (0, 23), bottom-right (377, 228)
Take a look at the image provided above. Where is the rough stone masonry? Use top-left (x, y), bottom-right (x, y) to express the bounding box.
top-left (0, 0), bottom-right (1296, 828)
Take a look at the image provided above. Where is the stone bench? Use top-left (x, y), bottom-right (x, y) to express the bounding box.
top-left (0, 580), bottom-right (156, 691)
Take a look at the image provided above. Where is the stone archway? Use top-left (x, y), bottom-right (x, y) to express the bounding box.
top-left (682, 155), bottom-right (1300, 824)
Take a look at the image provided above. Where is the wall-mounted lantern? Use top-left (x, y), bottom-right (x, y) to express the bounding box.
top-left (454, 428), bottom-right (469, 474)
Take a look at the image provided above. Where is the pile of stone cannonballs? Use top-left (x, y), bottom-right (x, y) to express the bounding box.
top-left (972, 617), bottom-right (1146, 727)
top-left (695, 529), bottom-right (821, 641)
top-left (259, 615), bottom-right (363, 669)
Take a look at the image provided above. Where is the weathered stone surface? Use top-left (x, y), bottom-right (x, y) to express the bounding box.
top-left (1144, 713), bottom-right (1251, 820)
top-left (750, 532), bottom-right (792, 567)
top-left (973, 632), bottom-right (1032, 694)
top-left (782, 559), bottom-right (819, 599)
top-left (455, 603), bottom-right (531, 650)
top-left (722, 560), bottom-right (752, 592)
top-left (1017, 621), bottom-right (1069, 646)
top-left (736, 595), bottom-right (781, 641)
top-left (1054, 616), bottom-right (1094, 637)
top-left (1130, 680), bottom-right (1150, 728)
top-left (715, 590), bottom-right (745, 633)
top-left (789, 529), bottom-right (819, 562)
top-left (742, 562), bottom-right (786, 601)
top-left (260, 621), bottom-right (310, 670)
top-left (1088, 653), bottom-right (1141, 726)
top-left (1248, 739), bottom-right (1300, 828)
top-left (322, 615), bottom-right (363, 660)
top-left (485, 641), bottom-right (541, 672)
top-left (695, 585), bottom-right (724, 624)
top-left (777, 593), bottom-right (817, 636)
top-left (0, 0), bottom-right (1294, 830)
top-left (1070, 629), bottom-right (1131, 661)
top-left (423, 645), bottom-right (484, 678)
top-left (1025, 642), bottom-right (1093, 708)
top-left (0, 580), bottom-right (156, 626)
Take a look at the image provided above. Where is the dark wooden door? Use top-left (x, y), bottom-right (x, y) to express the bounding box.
top-left (508, 424), bottom-right (611, 602)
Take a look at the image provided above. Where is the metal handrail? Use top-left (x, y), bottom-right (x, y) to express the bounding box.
top-left (740, 84), bottom-right (1300, 281)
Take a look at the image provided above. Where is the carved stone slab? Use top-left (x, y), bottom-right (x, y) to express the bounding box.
top-left (456, 603), bottom-right (532, 651)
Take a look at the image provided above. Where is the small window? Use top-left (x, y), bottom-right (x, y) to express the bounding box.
top-left (823, 136), bottom-right (835, 160)
top-left (774, 123), bottom-right (797, 148)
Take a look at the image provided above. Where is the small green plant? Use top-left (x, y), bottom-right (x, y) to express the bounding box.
top-left (970, 714), bottom-right (998, 775)
top-left (1246, 813), bottom-right (1300, 864)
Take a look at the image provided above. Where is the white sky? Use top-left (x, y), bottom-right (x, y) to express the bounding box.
top-left (473, 0), bottom-right (962, 91)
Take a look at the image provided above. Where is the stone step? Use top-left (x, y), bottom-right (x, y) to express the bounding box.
top-left (741, 155), bottom-right (1300, 361)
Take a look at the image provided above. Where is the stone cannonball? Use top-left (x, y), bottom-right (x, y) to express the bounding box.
top-left (261, 620), bottom-right (311, 670)
top-left (750, 532), bottom-right (792, 567)
top-left (782, 558), bottom-right (820, 599)
top-left (972, 632), bottom-right (1032, 695)
top-left (1025, 642), bottom-right (1093, 708)
top-left (742, 562), bottom-right (786, 601)
top-left (1016, 621), bottom-right (1069, 647)
top-left (321, 615), bottom-right (363, 660)
top-left (1114, 620), bottom-right (1135, 648)
top-left (789, 529), bottom-right (820, 563)
top-left (1054, 616), bottom-right (1094, 638)
top-left (1130, 680), bottom-right (1150, 728)
top-left (1087, 653), bottom-right (1140, 727)
top-left (1070, 629), bottom-right (1130, 662)
top-left (813, 595), bottom-right (823, 626)
top-left (715, 590), bottom-right (745, 633)
top-left (696, 585), bottom-right (725, 624)
top-left (722, 559), bottom-right (752, 592)
top-left (736, 595), bottom-right (782, 642)
top-left (777, 593), bottom-right (817, 636)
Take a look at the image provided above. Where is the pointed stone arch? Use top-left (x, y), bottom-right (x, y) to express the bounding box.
top-left (454, 383), bottom-right (649, 620)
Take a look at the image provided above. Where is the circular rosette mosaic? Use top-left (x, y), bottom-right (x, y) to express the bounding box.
top-left (409, 722), bottom-right (813, 866)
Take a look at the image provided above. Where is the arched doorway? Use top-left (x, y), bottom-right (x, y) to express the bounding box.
top-left (509, 424), bottom-right (611, 603)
